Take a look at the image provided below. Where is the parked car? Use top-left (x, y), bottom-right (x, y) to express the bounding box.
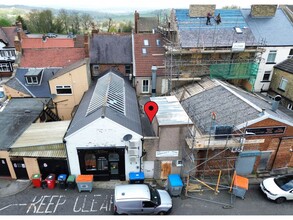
top-left (114, 183), bottom-right (172, 215)
top-left (260, 174), bottom-right (293, 203)
top-left (46, 33), bottom-right (57, 38)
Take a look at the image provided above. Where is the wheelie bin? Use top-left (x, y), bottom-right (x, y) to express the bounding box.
top-left (32, 174), bottom-right (42, 188)
top-left (58, 174), bottom-right (67, 189)
top-left (45, 174), bottom-right (56, 189)
top-left (67, 175), bottom-right (76, 189)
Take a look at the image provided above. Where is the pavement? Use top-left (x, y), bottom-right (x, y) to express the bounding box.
top-left (0, 176), bottom-right (264, 198)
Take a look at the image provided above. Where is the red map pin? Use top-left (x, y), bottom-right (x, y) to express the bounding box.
top-left (144, 101), bottom-right (158, 123)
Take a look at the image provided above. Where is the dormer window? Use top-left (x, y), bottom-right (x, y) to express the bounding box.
top-left (25, 69), bottom-right (43, 85)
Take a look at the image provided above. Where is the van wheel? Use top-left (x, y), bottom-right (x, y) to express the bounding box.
top-left (275, 197), bottom-right (286, 204)
top-left (158, 211), bottom-right (166, 215)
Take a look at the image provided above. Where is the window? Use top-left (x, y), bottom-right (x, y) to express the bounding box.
top-left (288, 49), bottom-right (293, 58)
top-left (142, 79), bottom-right (149, 93)
top-left (0, 50), bottom-right (15, 57)
top-left (85, 153), bottom-right (96, 171)
top-left (125, 65), bottom-right (131, 74)
top-left (142, 201), bottom-right (156, 208)
top-left (262, 71), bottom-right (271, 81)
top-left (156, 39), bottom-right (161, 46)
top-left (97, 157), bottom-right (108, 171)
top-left (288, 103), bottom-right (293, 111)
top-left (0, 63), bottom-right (10, 72)
top-left (142, 48), bottom-right (147, 54)
top-left (56, 85), bottom-right (72, 95)
top-left (278, 77), bottom-right (288, 91)
top-left (267, 50), bottom-right (277, 63)
top-left (144, 39), bottom-right (149, 46)
top-left (26, 76), bottom-right (39, 85)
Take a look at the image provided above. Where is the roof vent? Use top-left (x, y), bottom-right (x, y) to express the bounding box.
top-left (271, 95), bottom-right (281, 112)
top-left (234, 27), bottom-right (243, 34)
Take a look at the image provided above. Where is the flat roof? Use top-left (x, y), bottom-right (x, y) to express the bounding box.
top-left (150, 96), bottom-right (193, 126)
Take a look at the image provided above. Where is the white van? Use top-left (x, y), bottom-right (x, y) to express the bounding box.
top-left (114, 184), bottom-right (172, 215)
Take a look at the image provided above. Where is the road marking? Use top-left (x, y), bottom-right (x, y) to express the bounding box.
top-left (0, 203), bottom-right (27, 211)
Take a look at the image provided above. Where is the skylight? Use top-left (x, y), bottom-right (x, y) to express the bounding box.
top-left (86, 72), bottom-right (125, 116)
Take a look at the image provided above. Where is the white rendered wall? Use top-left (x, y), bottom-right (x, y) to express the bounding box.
top-left (254, 46), bottom-right (293, 92)
top-left (65, 117), bottom-right (142, 180)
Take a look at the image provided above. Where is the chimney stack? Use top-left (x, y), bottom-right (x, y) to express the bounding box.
top-left (84, 34), bottom-right (89, 58)
top-left (134, 11), bottom-right (140, 34)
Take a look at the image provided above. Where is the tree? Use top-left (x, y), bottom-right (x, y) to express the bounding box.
top-left (107, 18), bottom-right (113, 32)
top-left (57, 9), bottom-right (70, 34)
top-left (0, 18), bottom-right (11, 27)
top-left (15, 15), bottom-right (28, 30)
top-left (69, 11), bottom-right (81, 34)
top-left (80, 13), bottom-right (93, 33)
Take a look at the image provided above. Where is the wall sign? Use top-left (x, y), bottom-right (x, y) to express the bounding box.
top-left (245, 126), bottom-right (286, 136)
top-left (156, 150), bottom-right (179, 158)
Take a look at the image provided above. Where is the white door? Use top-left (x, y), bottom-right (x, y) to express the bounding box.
top-left (143, 161), bottom-right (154, 178)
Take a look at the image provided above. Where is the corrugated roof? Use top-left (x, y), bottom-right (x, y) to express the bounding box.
top-left (150, 96), bottom-right (193, 126)
top-left (90, 34), bottom-right (132, 64)
top-left (11, 121), bottom-right (70, 148)
top-left (9, 144), bottom-right (66, 158)
top-left (274, 58), bottom-right (293, 74)
top-left (241, 8), bottom-right (293, 46)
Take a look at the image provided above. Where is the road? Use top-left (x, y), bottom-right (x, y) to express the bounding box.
top-left (0, 184), bottom-right (292, 215)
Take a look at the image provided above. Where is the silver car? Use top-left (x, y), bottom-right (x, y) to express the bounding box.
top-left (114, 184), bottom-right (172, 215)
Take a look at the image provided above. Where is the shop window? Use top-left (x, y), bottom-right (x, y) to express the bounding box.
top-left (85, 153), bottom-right (97, 171)
top-left (98, 157), bottom-right (108, 171)
top-left (109, 153), bottom-right (119, 161)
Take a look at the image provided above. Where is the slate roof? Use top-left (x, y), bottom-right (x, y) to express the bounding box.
top-left (134, 33), bottom-right (166, 77)
top-left (137, 17), bottom-right (159, 33)
top-left (90, 34), bottom-right (132, 64)
top-left (20, 48), bottom-right (85, 68)
top-left (0, 27), bottom-right (17, 47)
top-left (180, 77), bottom-right (293, 134)
top-left (174, 9), bottom-right (258, 48)
top-left (0, 98), bottom-right (50, 150)
top-left (274, 58), bottom-right (293, 74)
top-left (65, 69), bottom-right (142, 137)
top-left (5, 68), bottom-right (61, 97)
top-left (241, 8), bottom-right (293, 46)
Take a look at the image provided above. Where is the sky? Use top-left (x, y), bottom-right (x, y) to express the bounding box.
top-left (1, 0), bottom-right (291, 12)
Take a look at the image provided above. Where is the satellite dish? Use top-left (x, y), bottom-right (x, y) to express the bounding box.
top-left (123, 134), bottom-right (132, 141)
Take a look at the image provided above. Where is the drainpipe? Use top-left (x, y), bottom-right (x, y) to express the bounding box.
top-left (139, 138), bottom-right (147, 172)
top-left (271, 137), bottom-right (282, 170)
top-left (151, 65), bottom-right (157, 97)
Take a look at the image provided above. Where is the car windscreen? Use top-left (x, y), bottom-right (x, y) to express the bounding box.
top-left (274, 175), bottom-right (293, 191)
top-left (148, 185), bottom-right (161, 206)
